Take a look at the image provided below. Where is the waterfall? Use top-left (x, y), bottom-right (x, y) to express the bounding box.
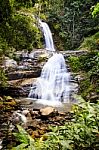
top-left (29, 53), bottom-right (71, 103)
top-left (39, 19), bottom-right (55, 51)
top-left (28, 20), bottom-right (71, 105)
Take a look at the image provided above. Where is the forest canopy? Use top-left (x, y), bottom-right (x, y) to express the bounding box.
top-left (0, 0), bottom-right (99, 54)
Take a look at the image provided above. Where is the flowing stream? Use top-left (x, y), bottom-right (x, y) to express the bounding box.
top-left (28, 20), bottom-right (73, 105)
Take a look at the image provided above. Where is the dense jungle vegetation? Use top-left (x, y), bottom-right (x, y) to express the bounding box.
top-left (0, 0), bottom-right (99, 100)
top-left (0, 0), bottom-right (99, 52)
top-left (0, 0), bottom-right (99, 149)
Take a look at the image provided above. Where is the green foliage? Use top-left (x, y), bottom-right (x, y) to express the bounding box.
top-left (13, 100), bottom-right (99, 150)
top-left (0, 68), bottom-right (8, 87)
top-left (0, 0), bottom-right (13, 22)
top-left (79, 76), bottom-right (93, 99)
top-left (47, 0), bottom-right (99, 50)
top-left (0, 36), bottom-right (10, 55)
top-left (0, 0), bottom-right (44, 57)
top-left (0, 12), bottom-right (43, 52)
top-left (80, 51), bottom-right (99, 71)
top-left (68, 51), bottom-right (99, 100)
top-left (68, 56), bottom-right (81, 72)
top-left (79, 32), bottom-right (99, 51)
top-left (92, 2), bottom-right (99, 17)
top-left (14, 0), bottom-right (33, 9)
top-left (69, 51), bottom-right (99, 74)
top-left (12, 125), bottom-right (35, 150)
top-left (8, 13), bottom-right (42, 51)
top-left (42, 100), bottom-right (99, 150)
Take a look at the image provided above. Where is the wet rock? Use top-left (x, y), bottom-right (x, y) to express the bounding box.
top-left (30, 110), bottom-right (39, 115)
top-left (61, 50), bottom-right (88, 57)
top-left (14, 51), bottom-right (22, 58)
top-left (7, 69), bottom-right (41, 80)
top-left (29, 49), bottom-right (49, 59)
top-left (0, 86), bottom-right (28, 97)
top-left (28, 119), bottom-right (41, 130)
top-left (12, 116), bottom-right (20, 124)
top-left (74, 74), bottom-right (85, 82)
top-left (7, 78), bottom-right (37, 97)
top-left (89, 94), bottom-right (99, 102)
top-left (3, 57), bottom-right (17, 68)
top-left (22, 109), bottom-right (29, 115)
top-left (12, 111), bottom-right (27, 124)
top-left (40, 107), bottom-right (57, 116)
top-left (0, 96), bottom-right (75, 149)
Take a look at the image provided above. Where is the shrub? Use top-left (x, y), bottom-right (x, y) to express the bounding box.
top-left (68, 56), bottom-right (81, 72)
top-left (0, 13), bottom-right (42, 52)
top-left (68, 51), bottom-right (99, 101)
top-left (12, 99), bottom-right (99, 150)
top-left (79, 32), bottom-right (99, 51)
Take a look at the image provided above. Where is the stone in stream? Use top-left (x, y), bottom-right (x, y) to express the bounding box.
top-left (40, 107), bottom-right (58, 116)
top-left (12, 111), bottom-right (27, 124)
top-left (22, 109), bottom-right (30, 115)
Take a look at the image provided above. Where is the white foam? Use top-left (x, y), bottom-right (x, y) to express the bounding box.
top-left (29, 53), bottom-right (71, 102)
top-left (36, 99), bottom-right (62, 107)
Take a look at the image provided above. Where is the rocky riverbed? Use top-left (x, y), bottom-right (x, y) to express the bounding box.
top-left (0, 96), bottom-right (74, 149)
top-left (0, 49), bottom-right (84, 149)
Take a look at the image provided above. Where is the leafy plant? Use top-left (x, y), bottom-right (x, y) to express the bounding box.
top-left (42, 100), bottom-right (99, 150)
top-left (13, 99), bottom-right (99, 150)
top-left (12, 125), bottom-right (35, 150)
top-left (79, 32), bottom-right (99, 51)
top-left (47, 0), bottom-right (99, 50)
top-left (68, 51), bottom-right (99, 101)
top-left (91, 2), bottom-right (99, 18)
top-left (68, 56), bottom-right (81, 72)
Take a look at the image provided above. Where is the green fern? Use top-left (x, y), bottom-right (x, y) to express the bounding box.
top-left (12, 125), bottom-right (35, 150)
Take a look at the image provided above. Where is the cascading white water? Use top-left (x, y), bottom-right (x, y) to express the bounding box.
top-left (39, 19), bottom-right (55, 51)
top-left (29, 53), bottom-right (71, 103)
top-left (28, 20), bottom-right (71, 105)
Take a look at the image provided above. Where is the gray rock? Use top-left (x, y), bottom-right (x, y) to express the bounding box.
top-left (3, 57), bottom-right (17, 68)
